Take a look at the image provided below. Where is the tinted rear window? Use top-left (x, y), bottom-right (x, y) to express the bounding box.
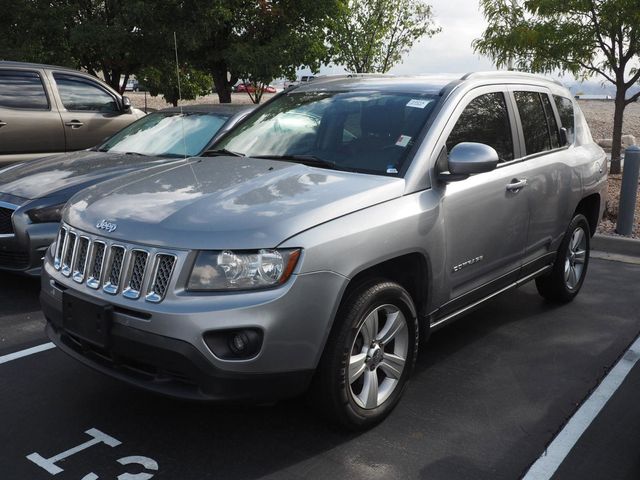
top-left (514, 91), bottom-right (551, 155)
top-left (554, 95), bottom-right (575, 144)
top-left (0, 70), bottom-right (49, 109)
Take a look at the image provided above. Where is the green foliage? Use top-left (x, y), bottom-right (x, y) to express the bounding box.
top-left (227, 0), bottom-right (337, 103)
top-left (328, 0), bottom-right (441, 73)
top-left (474, 0), bottom-right (640, 172)
top-left (138, 63), bottom-right (213, 107)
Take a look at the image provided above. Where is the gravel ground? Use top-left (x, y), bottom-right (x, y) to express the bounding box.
top-left (129, 94), bottom-right (639, 239)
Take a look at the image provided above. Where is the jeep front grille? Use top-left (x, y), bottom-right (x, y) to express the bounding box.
top-left (72, 237), bottom-right (90, 283)
top-left (53, 225), bottom-right (178, 303)
top-left (61, 232), bottom-right (77, 277)
top-left (146, 254), bottom-right (176, 303)
top-left (123, 250), bottom-right (149, 299)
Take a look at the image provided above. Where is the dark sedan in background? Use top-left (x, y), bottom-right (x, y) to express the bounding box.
top-left (0, 104), bottom-right (253, 275)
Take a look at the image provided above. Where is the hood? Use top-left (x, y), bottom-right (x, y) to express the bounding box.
top-left (0, 150), bottom-right (176, 200)
top-left (65, 156), bottom-right (405, 250)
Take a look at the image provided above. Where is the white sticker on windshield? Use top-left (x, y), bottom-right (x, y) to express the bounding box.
top-left (396, 135), bottom-right (412, 147)
top-left (406, 99), bottom-right (430, 109)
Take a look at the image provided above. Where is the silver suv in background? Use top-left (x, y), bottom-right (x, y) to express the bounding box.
top-left (41, 72), bottom-right (606, 430)
top-left (0, 61), bottom-right (145, 165)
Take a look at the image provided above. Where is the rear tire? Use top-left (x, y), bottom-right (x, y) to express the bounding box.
top-left (310, 279), bottom-right (419, 430)
top-left (536, 214), bottom-right (590, 303)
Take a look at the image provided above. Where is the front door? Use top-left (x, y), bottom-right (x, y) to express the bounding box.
top-left (52, 72), bottom-right (134, 151)
top-left (438, 89), bottom-right (529, 308)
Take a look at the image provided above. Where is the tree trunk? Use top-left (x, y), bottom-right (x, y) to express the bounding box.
top-left (610, 89), bottom-right (625, 175)
top-left (211, 61), bottom-right (233, 103)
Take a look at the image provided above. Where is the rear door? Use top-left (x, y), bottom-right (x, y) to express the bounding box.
top-left (438, 87), bottom-right (530, 309)
top-left (509, 87), bottom-right (575, 276)
top-left (0, 69), bottom-right (65, 164)
top-left (51, 72), bottom-right (134, 150)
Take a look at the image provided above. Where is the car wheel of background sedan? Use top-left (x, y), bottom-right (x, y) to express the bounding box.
top-left (536, 214), bottom-right (591, 303)
top-left (310, 279), bottom-right (419, 430)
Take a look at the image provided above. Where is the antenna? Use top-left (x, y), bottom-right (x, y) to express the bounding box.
top-left (173, 31), bottom-right (187, 159)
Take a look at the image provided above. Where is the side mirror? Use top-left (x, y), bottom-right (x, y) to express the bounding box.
top-left (448, 142), bottom-right (499, 175)
top-left (121, 96), bottom-right (132, 113)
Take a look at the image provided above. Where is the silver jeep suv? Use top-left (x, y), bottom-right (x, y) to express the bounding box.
top-left (41, 72), bottom-right (606, 429)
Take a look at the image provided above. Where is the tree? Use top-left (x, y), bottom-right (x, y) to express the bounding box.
top-left (474, 0), bottom-right (640, 174)
top-left (228, 0), bottom-right (335, 103)
top-left (328, 0), bottom-right (440, 73)
top-left (138, 63), bottom-right (213, 107)
top-left (178, 0), bottom-right (339, 103)
top-left (0, 0), bottom-right (170, 93)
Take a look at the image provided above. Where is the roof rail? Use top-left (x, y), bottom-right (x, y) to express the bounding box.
top-left (461, 71), bottom-right (564, 86)
top-left (309, 73), bottom-right (395, 83)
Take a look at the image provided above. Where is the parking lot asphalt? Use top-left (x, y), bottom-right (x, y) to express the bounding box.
top-left (0, 257), bottom-right (639, 480)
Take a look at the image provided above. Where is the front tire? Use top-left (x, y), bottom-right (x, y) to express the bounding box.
top-left (536, 214), bottom-right (590, 303)
top-left (311, 279), bottom-right (419, 430)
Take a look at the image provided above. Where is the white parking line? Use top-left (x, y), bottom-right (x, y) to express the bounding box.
top-left (523, 335), bottom-right (640, 480)
top-left (0, 342), bottom-right (55, 365)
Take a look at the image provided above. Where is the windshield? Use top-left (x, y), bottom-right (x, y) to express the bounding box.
top-left (99, 112), bottom-right (229, 157)
top-left (214, 91), bottom-right (439, 175)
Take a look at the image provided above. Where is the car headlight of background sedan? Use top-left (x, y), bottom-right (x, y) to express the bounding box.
top-left (187, 249), bottom-right (301, 291)
top-left (27, 203), bottom-right (65, 223)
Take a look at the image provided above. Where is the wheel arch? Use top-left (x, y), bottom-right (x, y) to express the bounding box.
top-left (574, 193), bottom-right (601, 237)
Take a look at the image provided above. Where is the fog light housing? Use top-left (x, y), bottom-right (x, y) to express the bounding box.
top-left (204, 328), bottom-right (263, 360)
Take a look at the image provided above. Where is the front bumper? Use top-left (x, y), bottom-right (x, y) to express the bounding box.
top-left (0, 221), bottom-right (58, 275)
top-left (41, 251), bottom-right (348, 401)
top-left (0, 194), bottom-right (59, 275)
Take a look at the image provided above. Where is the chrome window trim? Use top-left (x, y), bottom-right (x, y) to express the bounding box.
top-left (145, 253), bottom-right (177, 303)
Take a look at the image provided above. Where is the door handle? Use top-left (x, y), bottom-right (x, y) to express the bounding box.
top-left (506, 179), bottom-right (528, 192)
top-left (0, 121), bottom-right (7, 128)
top-left (65, 120), bottom-right (84, 129)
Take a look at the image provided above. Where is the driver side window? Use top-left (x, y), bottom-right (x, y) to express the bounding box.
top-left (446, 92), bottom-right (514, 163)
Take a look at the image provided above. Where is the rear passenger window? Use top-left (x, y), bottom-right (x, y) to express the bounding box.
top-left (541, 94), bottom-right (561, 148)
top-left (0, 70), bottom-right (49, 109)
top-left (54, 74), bottom-right (118, 112)
top-left (446, 92), bottom-right (514, 163)
top-left (514, 91), bottom-right (552, 155)
top-left (554, 95), bottom-right (575, 144)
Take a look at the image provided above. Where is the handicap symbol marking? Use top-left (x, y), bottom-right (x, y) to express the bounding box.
top-left (26, 428), bottom-right (158, 479)
top-left (26, 428), bottom-right (121, 475)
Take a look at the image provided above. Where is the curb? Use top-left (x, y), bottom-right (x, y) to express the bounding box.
top-left (592, 234), bottom-right (640, 257)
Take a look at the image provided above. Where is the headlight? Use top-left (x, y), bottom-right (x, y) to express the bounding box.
top-left (28, 203), bottom-right (65, 223)
top-left (188, 249), bottom-right (301, 291)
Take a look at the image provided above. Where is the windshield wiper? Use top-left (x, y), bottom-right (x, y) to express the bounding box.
top-left (124, 152), bottom-right (149, 156)
top-left (251, 154), bottom-right (339, 170)
top-left (203, 148), bottom-right (245, 157)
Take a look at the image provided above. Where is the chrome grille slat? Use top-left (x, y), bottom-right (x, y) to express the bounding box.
top-left (72, 237), bottom-right (90, 283)
top-left (61, 232), bottom-right (77, 277)
top-left (54, 227), bottom-right (67, 270)
top-left (87, 241), bottom-right (106, 289)
top-left (123, 250), bottom-right (148, 299)
top-left (146, 254), bottom-right (176, 303)
top-left (104, 246), bottom-right (125, 294)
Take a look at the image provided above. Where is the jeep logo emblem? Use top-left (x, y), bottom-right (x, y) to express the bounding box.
top-left (96, 219), bottom-right (117, 233)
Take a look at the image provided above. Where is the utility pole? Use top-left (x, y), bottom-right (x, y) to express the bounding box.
top-left (506, 0), bottom-right (518, 70)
